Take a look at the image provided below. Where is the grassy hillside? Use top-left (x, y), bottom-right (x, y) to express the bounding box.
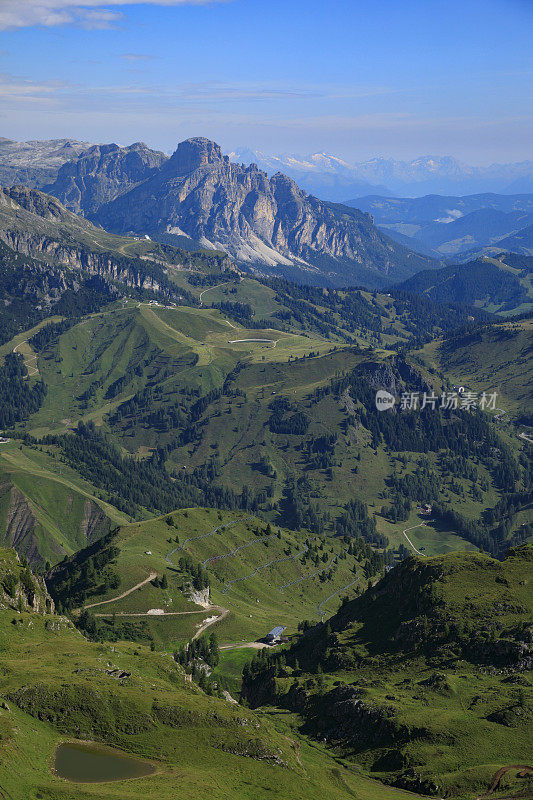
top-left (416, 318), bottom-right (533, 420)
top-left (169, 272), bottom-right (489, 349)
top-left (45, 508), bottom-right (373, 648)
top-left (242, 546), bottom-right (533, 799)
top-left (396, 254), bottom-right (533, 317)
top-left (19, 302), bottom-right (333, 439)
top-left (1, 298), bottom-right (527, 568)
top-left (0, 438), bottom-right (129, 564)
top-left (0, 198), bottom-right (530, 800)
top-left (0, 469), bottom-right (111, 564)
top-left (0, 546), bottom-right (429, 800)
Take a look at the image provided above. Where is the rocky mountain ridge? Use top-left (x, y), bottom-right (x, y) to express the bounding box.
top-left (232, 148), bottom-right (533, 197)
top-left (0, 546), bottom-right (55, 614)
top-left (45, 141), bottom-right (168, 215)
top-left (82, 137), bottom-right (438, 287)
top-left (0, 186), bottom-right (233, 301)
top-left (0, 137), bottom-right (92, 189)
top-left (0, 186), bottom-right (166, 293)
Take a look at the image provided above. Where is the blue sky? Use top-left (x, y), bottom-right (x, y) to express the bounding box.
top-left (0, 0), bottom-right (532, 163)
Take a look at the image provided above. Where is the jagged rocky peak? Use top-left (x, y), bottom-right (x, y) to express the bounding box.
top-left (167, 136), bottom-right (228, 173)
top-left (270, 171), bottom-right (306, 202)
top-left (87, 135), bottom-right (437, 286)
top-left (37, 134), bottom-right (438, 286)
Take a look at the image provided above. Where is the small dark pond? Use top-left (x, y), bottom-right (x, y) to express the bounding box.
top-left (54, 742), bottom-right (156, 783)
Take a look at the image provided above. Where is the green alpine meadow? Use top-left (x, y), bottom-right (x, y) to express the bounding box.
top-left (0, 2), bottom-right (532, 798)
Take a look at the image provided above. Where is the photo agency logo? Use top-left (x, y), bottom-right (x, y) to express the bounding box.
top-left (375, 390), bottom-right (396, 411)
top-left (375, 388), bottom-right (499, 412)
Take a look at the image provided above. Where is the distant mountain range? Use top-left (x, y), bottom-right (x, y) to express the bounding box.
top-left (227, 148), bottom-right (390, 201)
top-left (351, 193), bottom-right (533, 258)
top-left (42, 136), bottom-right (437, 288)
top-left (2, 137), bottom-right (532, 202)
top-left (230, 148), bottom-right (533, 199)
top-left (0, 137), bottom-right (91, 189)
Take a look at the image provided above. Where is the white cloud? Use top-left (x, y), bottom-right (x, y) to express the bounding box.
top-left (0, 72), bottom-right (66, 105)
top-left (435, 209), bottom-right (464, 224)
top-left (0, 1), bottom-right (228, 30)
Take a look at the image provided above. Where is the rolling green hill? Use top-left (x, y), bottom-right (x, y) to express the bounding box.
top-left (396, 254), bottom-right (533, 317)
top-left (1, 294), bottom-right (528, 569)
top-left (44, 508), bottom-right (376, 649)
top-left (242, 545), bottom-right (533, 799)
top-left (0, 188), bottom-right (531, 800)
top-left (416, 318), bottom-right (533, 420)
top-left (167, 271), bottom-right (490, 348)
top-left (0, 546), bottom-right (430, 800)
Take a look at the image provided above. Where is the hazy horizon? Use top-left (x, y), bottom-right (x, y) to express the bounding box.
top-left (0, 0), bottom-right (531, 165)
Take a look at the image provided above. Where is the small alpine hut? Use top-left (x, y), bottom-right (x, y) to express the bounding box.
top-left (265, 626), bottom-right (285, 644)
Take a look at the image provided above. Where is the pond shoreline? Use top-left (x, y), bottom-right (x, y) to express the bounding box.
top-left (52, 739), bottom-right (158, 784)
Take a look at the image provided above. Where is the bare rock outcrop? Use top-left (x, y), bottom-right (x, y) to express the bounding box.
top-left (80, 137), bottom-right (438, 287)
top-left (45, 141), bottom-right (168, 215)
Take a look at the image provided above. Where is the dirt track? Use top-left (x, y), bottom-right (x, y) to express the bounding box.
top-left (475, 765), bottom-right (533, 799)
top-left (83, 572), bottom-right (157, 609)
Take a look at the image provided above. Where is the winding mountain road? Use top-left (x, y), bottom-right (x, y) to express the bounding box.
top-left (95, 608), bottom-right (214, 618)
top-left (199, 280), bottom-right (239, 306)
top-left (475, 765), bottom-right (533, 799)
top-left (82, 516), bottom-right (361, 642)
top-left (402, 522), bottom-right (431, 556)
top-left (83, 572), bottom-right (158, 610)
top-left (164, 519), bottom-right (259, 638)
top-left (191, 607), bottom-right (229, 640)
top-left (13, 339), bottom-right (39, 376)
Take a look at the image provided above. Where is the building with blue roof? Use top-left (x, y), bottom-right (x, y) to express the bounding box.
top-left (265, 626), bottom-right (285, 643)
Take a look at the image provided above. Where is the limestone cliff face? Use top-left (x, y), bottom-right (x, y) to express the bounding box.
top-left (0, 229), bottom-right (163, 293)
top-left (0, 187), bottom-right (165, 294)
top-left (45, 141), bottom-right (168, 216)
top-left (92, 138), bottom-right (436, 287)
